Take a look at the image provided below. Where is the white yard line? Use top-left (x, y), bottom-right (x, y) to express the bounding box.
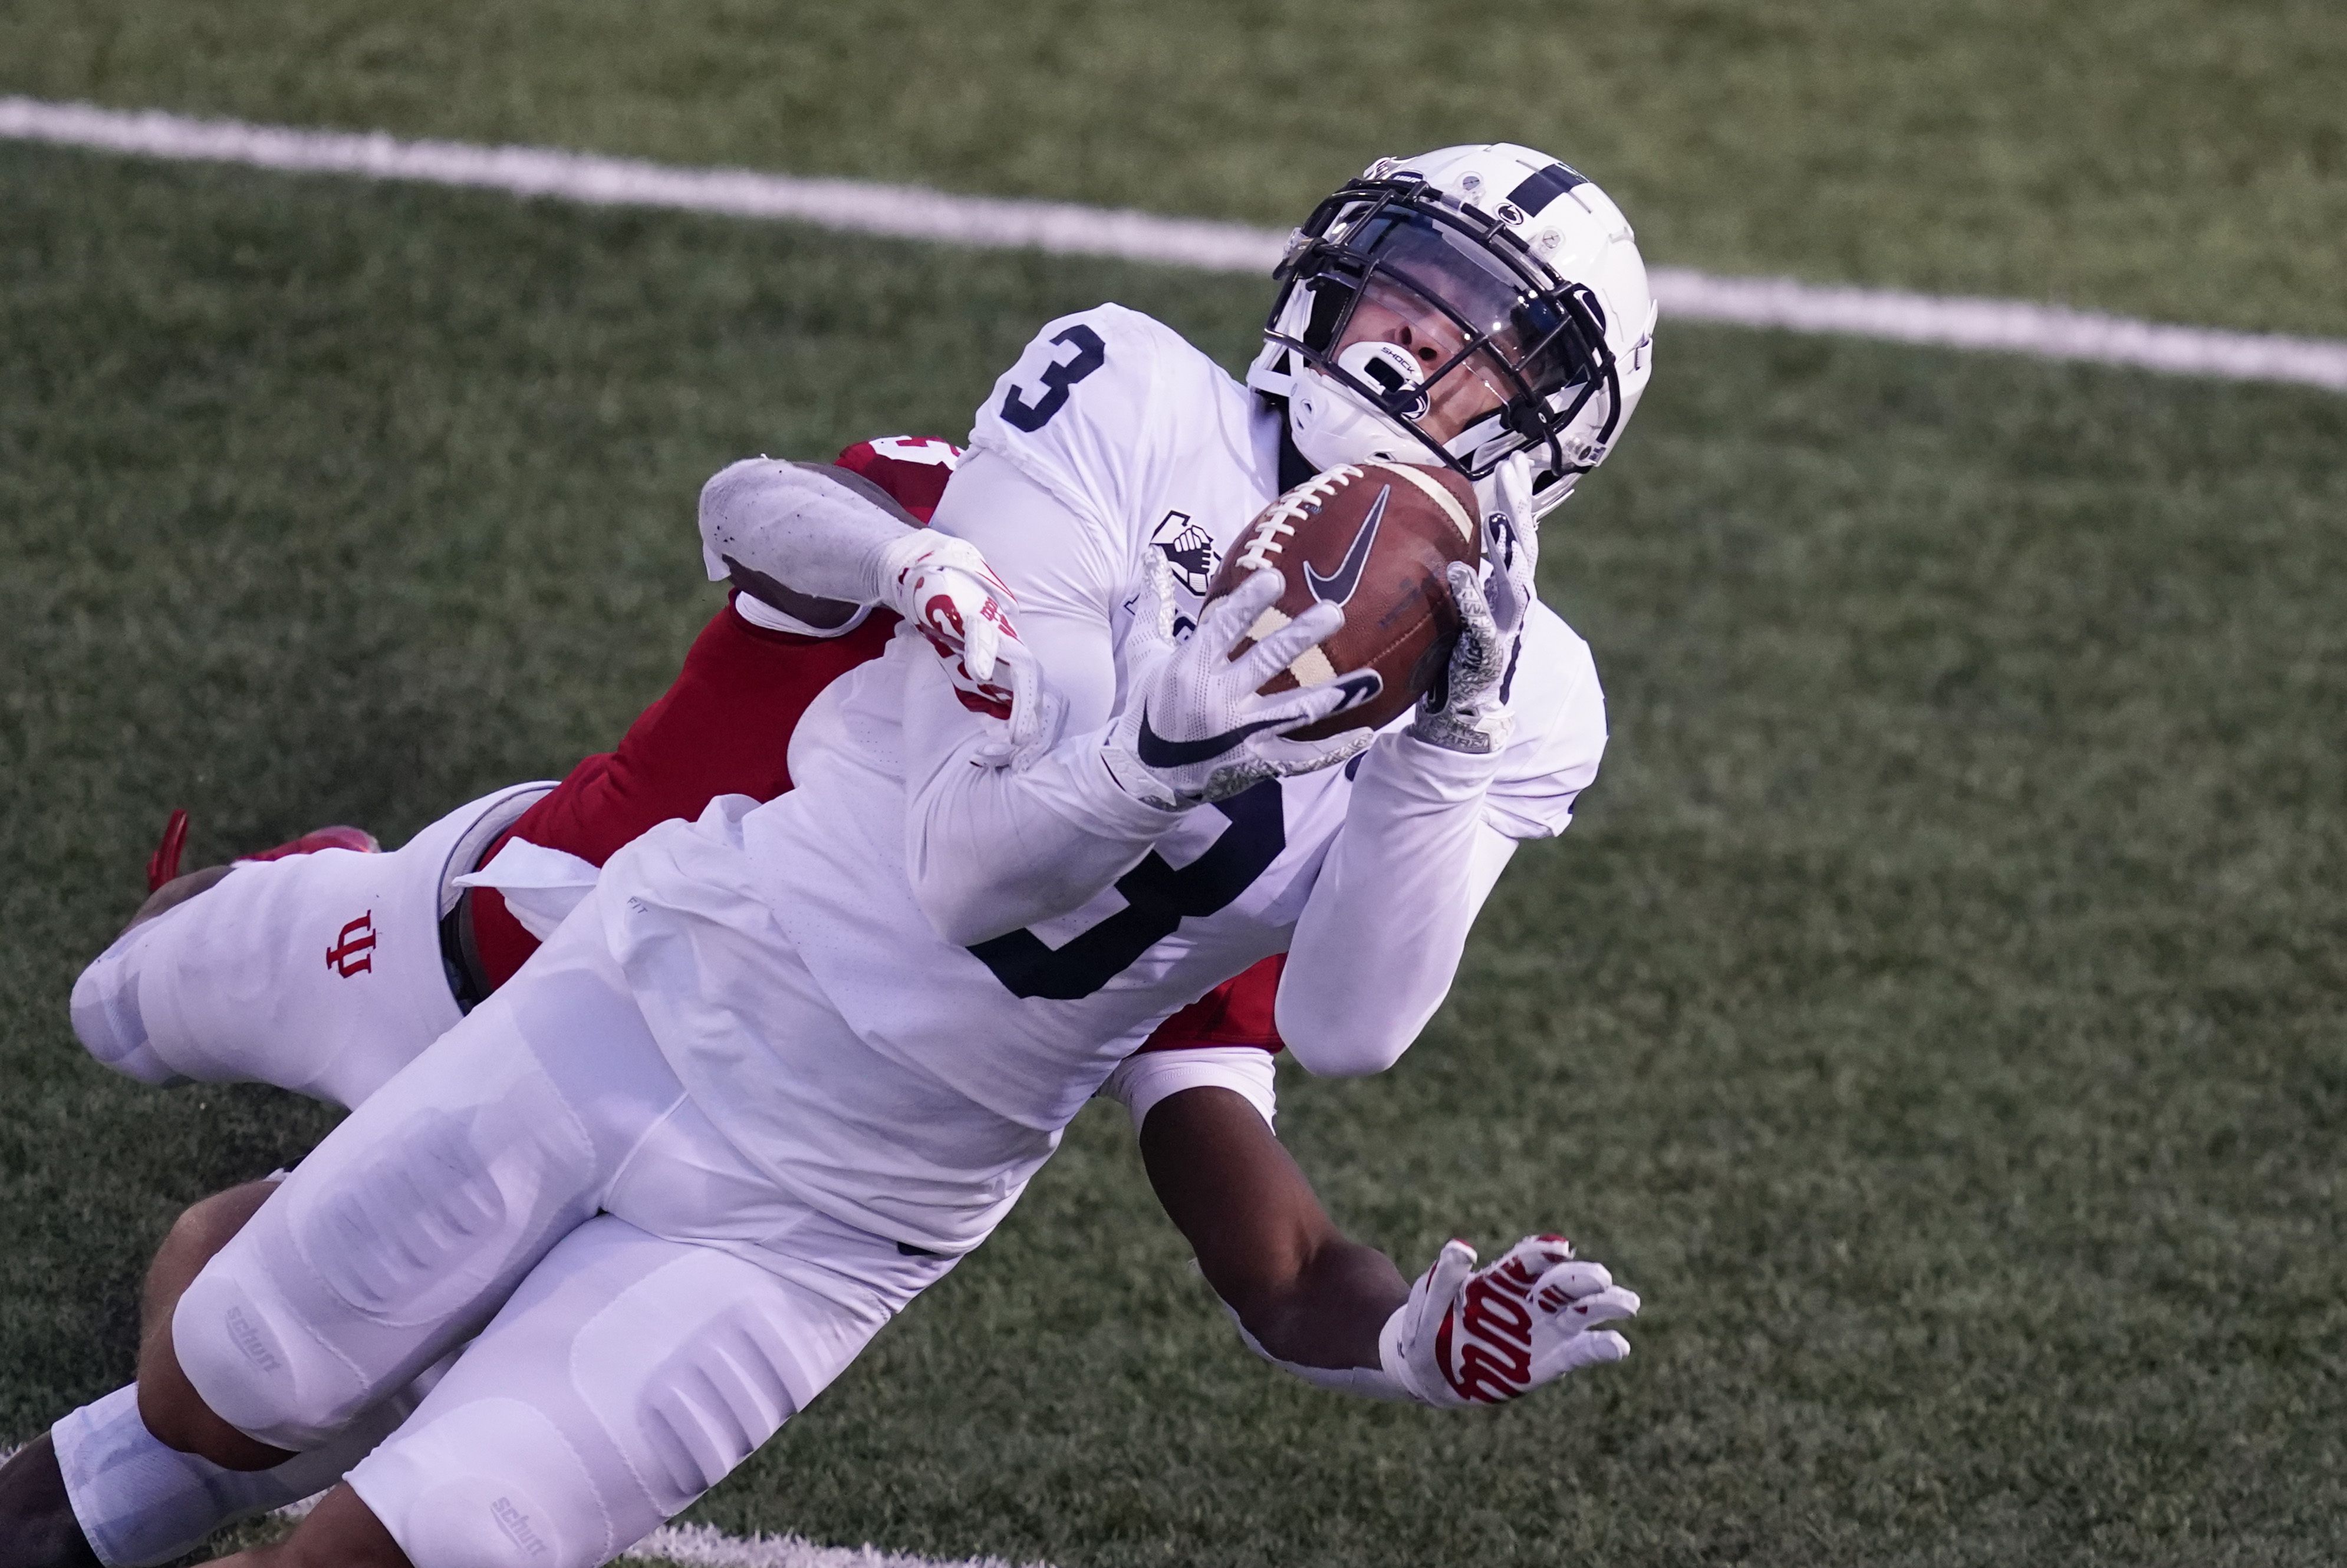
top-left (276, 1494), bottom-right (1044, 1567)
top-left (623, 1522), bottom-right (1042, 1568)
top-left (0, 97), bottom-right (1279, 269)
top-left (277, 1494), bottom-right (1040, 1567)
top-left (0, 1447), bottom-right (1044, 1568)
top-left (5, 95), bottom-right (2345, 393)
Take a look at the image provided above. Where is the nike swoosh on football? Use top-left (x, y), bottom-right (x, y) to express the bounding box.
top-left (1303, 484), bottom-right (1390, 607)
top-left (1135, 708), bottom-right (1298, 767)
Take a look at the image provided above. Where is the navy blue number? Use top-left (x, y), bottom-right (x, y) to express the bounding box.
top-left (999, 325), bottom-right (1107, 431)
top-left (968, 780), bottom-right (1284, 1000)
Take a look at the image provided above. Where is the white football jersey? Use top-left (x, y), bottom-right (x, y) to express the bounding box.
top-left (603, 304), bottom-right (1606, 1251)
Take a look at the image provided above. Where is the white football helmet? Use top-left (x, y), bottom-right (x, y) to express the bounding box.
top-left (1247, 144), bottom-right (1657, 520)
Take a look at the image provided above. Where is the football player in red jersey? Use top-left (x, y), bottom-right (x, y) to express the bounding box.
top-left (0, 438), bottom-right (1628, 1568)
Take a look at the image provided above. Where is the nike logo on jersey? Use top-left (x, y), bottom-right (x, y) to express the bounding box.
top-left (1303, 485), bottom-right (1389, 608)
top-left (1135, 707), bottom-right (1296, 767)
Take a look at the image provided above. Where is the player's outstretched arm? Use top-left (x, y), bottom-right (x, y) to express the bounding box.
top-left (1277, 489), bottom-right (1602, 1078)
top-left (1138, 1085), bottom-right (1407, 1377)
top-left (699, 456), bottom-right (1043, 718)
top-left (1137, 1086), bottom-right (1638, 1406)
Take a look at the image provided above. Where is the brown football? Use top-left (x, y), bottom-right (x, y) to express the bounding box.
top-left (1203, 460), bottom-right (1482, 740)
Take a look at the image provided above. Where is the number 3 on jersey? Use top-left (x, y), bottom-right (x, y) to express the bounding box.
top-left (999, 325), bottom-right (1107, 432)
top-left (967, 781), bottom-right (1283, 999)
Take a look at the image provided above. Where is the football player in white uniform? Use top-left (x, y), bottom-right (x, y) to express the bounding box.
top-left (3, 444), bottom-right (1372, 1568)
top-left (108, 143), bottom-right (1654, 1568)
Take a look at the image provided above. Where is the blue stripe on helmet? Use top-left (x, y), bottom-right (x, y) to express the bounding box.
top-left (1506, 162), bottom-right (1588, 216)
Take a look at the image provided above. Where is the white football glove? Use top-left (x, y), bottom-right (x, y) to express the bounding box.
top-left (1379, 1234), bottom-right (1639, 1408)
top-left (1103, 558), bottom-right (1376, 808)
top-left (879, 529), bottom-right (1057, 766)
top-left (1408, 456), bottom-right (1539, 756)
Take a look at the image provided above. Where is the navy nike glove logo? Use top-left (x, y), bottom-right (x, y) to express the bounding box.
top-left (1135, 707), bottom-right (1295, 767)
top-left (1133, 671), bottom-right (1382, 768)
top-left (1326, 670), bottom-right (1382, 711)
top-left (1303, 485), bottom-right (1389, 607)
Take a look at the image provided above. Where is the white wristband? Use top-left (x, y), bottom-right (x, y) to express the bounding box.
top-left (1223, 1299), bottom-right (1411, 1402)
top-left (1376, 1298), bottom-right (1440, 1406)
top-left (733, 592), bottom-right (875, 639)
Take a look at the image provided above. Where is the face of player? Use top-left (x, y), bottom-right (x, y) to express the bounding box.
top-left (1329, 275), bottom-right (1518, 444)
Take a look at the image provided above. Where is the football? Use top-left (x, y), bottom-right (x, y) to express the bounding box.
top-left (1204, 460), bottom-right (1482, 740)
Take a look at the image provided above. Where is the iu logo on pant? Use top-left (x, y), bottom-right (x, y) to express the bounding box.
top-left (327, 911), bottom-right (377, 977)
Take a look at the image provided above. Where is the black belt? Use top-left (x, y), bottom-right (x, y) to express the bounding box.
top-left (439, 890), bottom-right (492, 1014)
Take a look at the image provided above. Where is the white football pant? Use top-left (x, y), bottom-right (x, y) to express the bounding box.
top-left (57, 780), bottom-right (542, 1563)
top-left (67, 782), bottom-right (552, 1108)
top-left (170, 890), bottom-right (952, 1568)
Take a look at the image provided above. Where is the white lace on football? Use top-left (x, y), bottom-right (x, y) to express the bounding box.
top-left (1232, 465), bottom-right (1361, 574)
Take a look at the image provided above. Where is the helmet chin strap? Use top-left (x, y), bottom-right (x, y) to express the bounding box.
top-left (1287, 375), bottom-right (1598, 533)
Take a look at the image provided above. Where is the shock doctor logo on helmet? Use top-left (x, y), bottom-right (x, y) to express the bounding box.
top-left (1336, 342), bottom-right (1429, 419)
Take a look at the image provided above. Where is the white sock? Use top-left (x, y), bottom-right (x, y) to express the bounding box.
top-left (52, 1382), bottom-right (417, 1567)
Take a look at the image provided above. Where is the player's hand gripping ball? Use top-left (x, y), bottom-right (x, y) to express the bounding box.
top-left (1410, 454), bottom-right (1541, 755)
top-left (1201, 461), bottom-right (1482, 740)
top-left (1381, 1234), bottom-right (1640, 1407)
top-left (1105, 559), bottom-right (1370, 807)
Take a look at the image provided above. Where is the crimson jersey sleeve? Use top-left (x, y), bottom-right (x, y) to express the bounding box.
top-left (1140, 954), bottom-right (1286, 1055)
top-left (468, 436), bottom-right (959, 987)
top-left (831, 436), bottom-right (959, 520)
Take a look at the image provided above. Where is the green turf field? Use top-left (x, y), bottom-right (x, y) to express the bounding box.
top-left (4, 6), bottom-right (2346, 1566)
top-left (5, 0), bottom-right (2346, 337)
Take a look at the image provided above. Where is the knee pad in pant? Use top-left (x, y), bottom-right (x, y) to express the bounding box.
top-left (346, 1221), bottom-right (841, 1568)
top-left (169, 1250), bottom-right (348, 1455)
top-left (70, 925), bottom-right (187, 1086)
top-left (174, 1042), bottom-right (599, 1452)
top-left (353, 1398), bottom-right (605, 1568)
